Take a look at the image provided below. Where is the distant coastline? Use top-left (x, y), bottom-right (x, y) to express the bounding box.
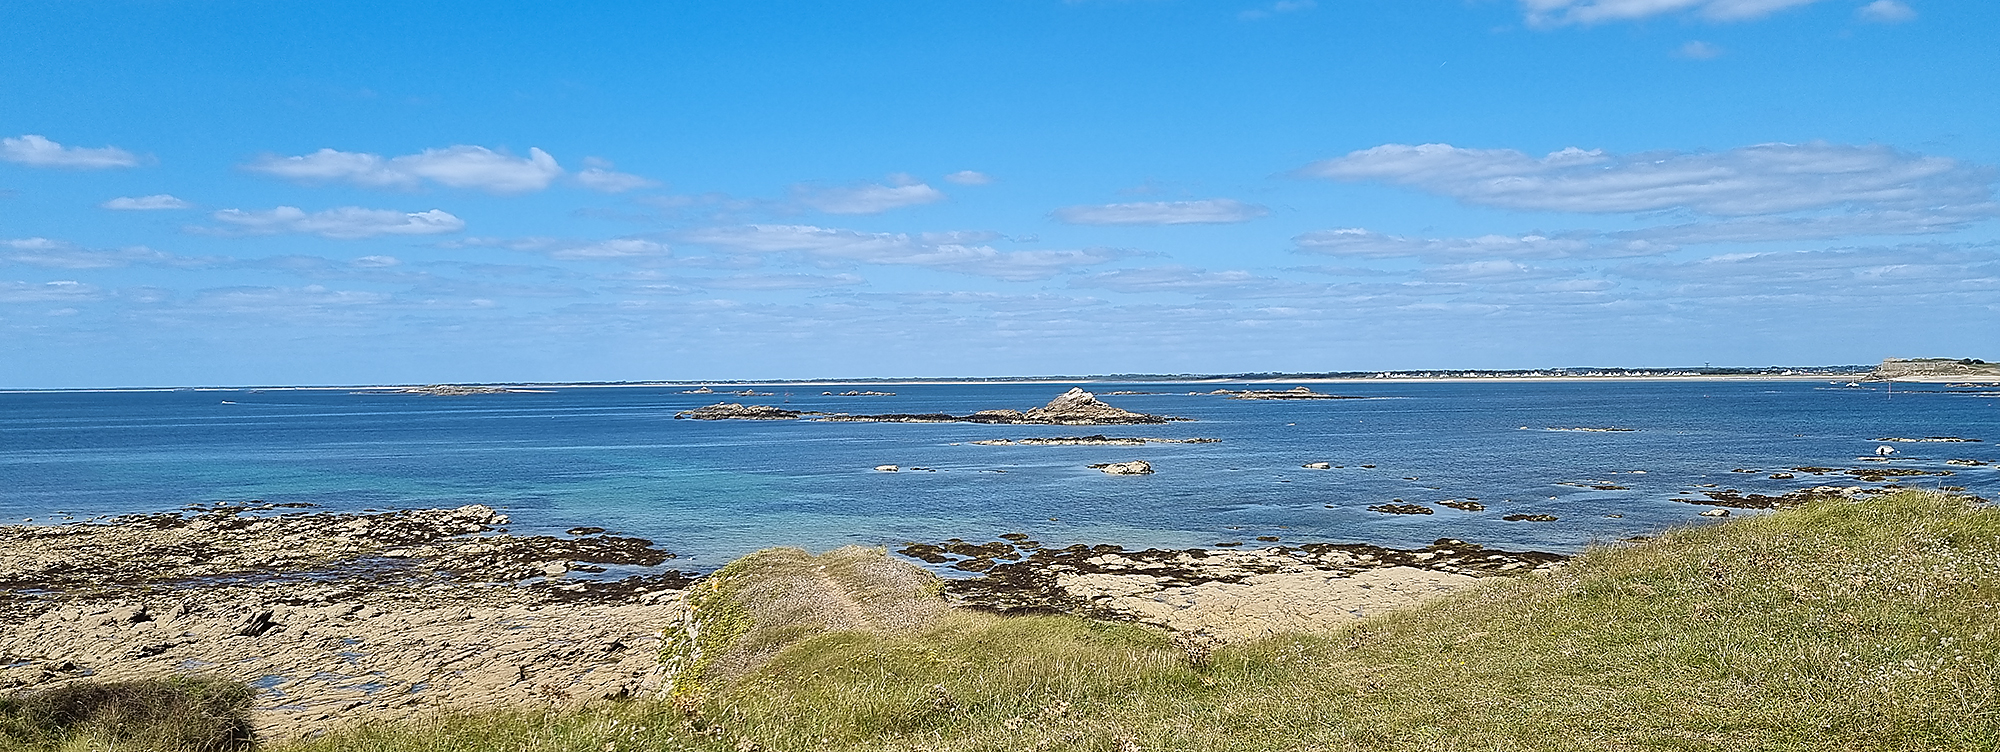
top-left (0, 364), bottom-right (1920, 394)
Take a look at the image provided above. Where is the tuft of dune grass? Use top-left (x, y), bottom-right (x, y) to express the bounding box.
top-left (248, 491), bottom-right (2000, 751)
top-left (0, 676), bottom-right (253, 752)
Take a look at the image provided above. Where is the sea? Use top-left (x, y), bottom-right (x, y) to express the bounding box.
top-left (2, 380), bottom-right (1995, 572)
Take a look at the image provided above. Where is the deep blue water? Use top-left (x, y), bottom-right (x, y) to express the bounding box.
top-left (2, 380), bottom-right (1995, 570)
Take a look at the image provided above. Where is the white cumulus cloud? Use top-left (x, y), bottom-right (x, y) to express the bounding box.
top-left (1300, 141), bottom-right (1996, 217)
top-left (102, 194), bottom-right (194, 210)
top-left (246, 146), bottom-right (564, 194)
top-left (1051, 199), bottom-right (1270, 226)
top-left (209, 207), bottom-right (466, 239)
top-left (1519, 0), bottom-right (1826, 26)
top-left (943, 170), bottom-right (993, 186)
top-left (1, 135), bottom-right (140, 169)
top-left (794, 175), bottom-right (947, 214)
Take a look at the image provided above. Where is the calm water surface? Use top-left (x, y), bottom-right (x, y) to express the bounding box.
top-left (3, 380), bottom-right (1995, 570)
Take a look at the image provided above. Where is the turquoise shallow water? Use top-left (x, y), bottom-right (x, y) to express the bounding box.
top-left (2, 380), bottom-right (1996, 570)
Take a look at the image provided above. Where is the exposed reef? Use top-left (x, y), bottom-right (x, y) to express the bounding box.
top-left (1368, 503), bottom-right (1433, 515)
top-left (898, 536), bottom-right (1565, 639)
top-left (1211, 386), bottom-right (1368, 400)
top-left (1673, 483), bottom-right (1895, 510)
top-left (1088, 460), bottom-right (1155, 475)
top-left (970, 435), bottom-right (1218, 446)
top-left (0, 504), bottom-right (687, 621)
top-left (677, 388), bottom-right (1188, 425)
top-left (674, 403), bottom-right (806, 420)
top-left (0, 506), bottom-right (690, 739)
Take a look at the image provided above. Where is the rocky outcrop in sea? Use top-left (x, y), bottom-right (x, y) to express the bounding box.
top-left (1211, 386), bottom-right (1366, 400)
top-left (676, 388), bottom-right (1188, 425)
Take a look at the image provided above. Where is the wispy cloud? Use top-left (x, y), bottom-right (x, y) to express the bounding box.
top-left (1676, 40), bottom-right (1724, 59)
top-left (452, 236), bottom-right (677, 261)
top-left (683, 272), bottom-right (867, 291)
top-left (573, 157), bottom-right (660, 193)
top-left (1072, 265), bottom-right (1343, 299)
top-left (0, 280), bottom-right (102, 303)
top-left (3, 238), bottom-right (220, 269)
top-left (793, 174), bottom-right (947, 214)
top-left (208, 206), bottom-right (466, 239)
top-left (1240, 0), bottom-right (1316, 20)
top-left (1856, 0), bottom-right (1916, 23)
top-left (102, 194), bottom-right (194, 211)
top-left (679, 224), bottom-right (1126, 281)
top-left (1051, 199), bottom-right (1269, 226)
top-left (1615, 243), bottom-right (2000, 300)
top-left (1300, 141), bottom-right (1997, 217)
top-left (1296, 200), bottom-right (1997, 262)
top-left (190, 284), bottom-right (393, 315)
top-left (943, 170), bottom-right (993, 186)
top-left (245, 146), bottom-right (564, 194)
top-left (1, 135), bottom-right (140, 170)
top-left (1295, 227), bottom-right (1669, 260)
top-left (1520, 0), bottom-right (1826, 27)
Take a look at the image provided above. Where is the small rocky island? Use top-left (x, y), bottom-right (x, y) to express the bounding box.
top-left (676, 387), bottom-right (1189, 425)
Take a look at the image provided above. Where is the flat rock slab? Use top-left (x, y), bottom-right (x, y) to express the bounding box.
top-left (0, 597), bottom-right (684, 742)
top-left (1057, 566), bottom-right (1478, 640)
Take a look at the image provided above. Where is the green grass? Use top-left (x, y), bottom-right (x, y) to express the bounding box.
top-left (0, 676), bottom-right (253, 752)
top-left (21, 490), bottom-right (2000, 751)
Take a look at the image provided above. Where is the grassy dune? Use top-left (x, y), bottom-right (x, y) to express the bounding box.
top-left (8, 490), bottom-right (1997, 751)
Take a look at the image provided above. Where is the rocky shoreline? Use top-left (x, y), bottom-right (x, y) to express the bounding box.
top-left (0, 504), bottom-right (690, 740)
top-left (900, 536), bottom-right (1565, 639)
top-left (0, 501), bottom-right (1578, 739)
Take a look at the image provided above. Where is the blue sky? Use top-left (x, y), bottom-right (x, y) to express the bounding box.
top-left (2, 0), bottom-right (1995, 387)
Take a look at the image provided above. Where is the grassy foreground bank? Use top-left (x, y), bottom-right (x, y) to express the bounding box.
top-left (10, 490), bottom-right (1999, 751)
